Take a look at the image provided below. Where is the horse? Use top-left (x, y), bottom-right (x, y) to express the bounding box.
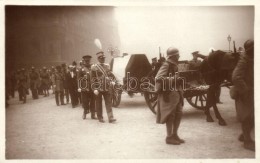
top-left (199, 50), bottom-right (240, 126)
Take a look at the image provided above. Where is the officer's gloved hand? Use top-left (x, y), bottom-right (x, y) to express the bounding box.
top-left (78, 88), bottom-right (81, 92)
top-left (94, 90), bottom-right (99, 95)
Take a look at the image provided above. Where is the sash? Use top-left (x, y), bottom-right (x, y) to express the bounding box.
top-left (95, 63), bottom-right (109, 78)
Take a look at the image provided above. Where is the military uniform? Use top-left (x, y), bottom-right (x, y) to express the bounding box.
top-left (29, 69), bottom-right (39, 99)
top-left (17, 70), bottom-right (28, 103)
top-left (40, 69), bottom-right (50, 96)
top-left (156, 47), bottom-right (184, 145)
top-left (91, 52), bottom-right (116, 123)
top-left (62, 65), bottom-right (70, 104)
top-left (78, 65), bottom-right (96, 119)
top-left (52, 68), bottom-right (65, 106)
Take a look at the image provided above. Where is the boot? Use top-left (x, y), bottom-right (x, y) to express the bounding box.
top-left (244, 140), bottom-right (255, 151)
top-left (165, 136), bottom-right (181, 145)
top-left (172, 112), bottom-right (185, 143)
top-left (108, 112), bottom-right (116, 123)
top-left (242, 120), bottom-right (255, 151)
top-left (172, 134), bottom-right (185, 143)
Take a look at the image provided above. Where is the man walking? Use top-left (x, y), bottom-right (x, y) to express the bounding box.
top-left (91, 51), bottom-right (116, 123)
top-left (66, 65), bottom-right (79, 108)
top-left (52, 66), bottom-right (65, 106)
top-left (78, 55), bottom-right (97, 119)
top-left (29, 67), bottom-right (39, 99)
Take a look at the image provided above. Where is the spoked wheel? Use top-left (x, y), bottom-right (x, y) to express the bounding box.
top-left (186, 92), bottom-right (207, 111)
top-left (144, 92), bottom-right (158, 114)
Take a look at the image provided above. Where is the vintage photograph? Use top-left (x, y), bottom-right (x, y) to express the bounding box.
top-left (4, 4), bottom-right (255, 159)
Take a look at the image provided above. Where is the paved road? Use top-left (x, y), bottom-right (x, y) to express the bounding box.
top-left (6, 88), bottom-right (255, 159)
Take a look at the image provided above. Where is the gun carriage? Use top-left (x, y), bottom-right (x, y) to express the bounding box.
top-left (110, 54), bottom-right (209, 113)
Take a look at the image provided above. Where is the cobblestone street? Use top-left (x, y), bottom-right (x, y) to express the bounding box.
top-left (6, 88), bottom-right (255, 159)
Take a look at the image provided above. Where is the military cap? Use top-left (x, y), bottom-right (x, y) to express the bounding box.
top-left (82, 55), bottom-right (92, 59)
top-left (152, 57), bottom-right (157, 61)
top-left (192, 51), bottom-right (199, 55)
top-left (96, 51), bottom-right (105, 58)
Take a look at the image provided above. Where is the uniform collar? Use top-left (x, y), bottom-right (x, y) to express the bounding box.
top-left (167, 58), bottom-right (178, 65)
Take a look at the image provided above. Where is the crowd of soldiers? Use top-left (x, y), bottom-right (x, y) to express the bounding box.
top-left (6, 66), bottom-right (54, 105)
top-left (6, 51), bottom-right (117, 123)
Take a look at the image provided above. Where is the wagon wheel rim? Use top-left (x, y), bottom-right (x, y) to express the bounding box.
top-left (186, 92), bottom-right (207, 110)
top-left (144, 92), bottom-right (158, 114)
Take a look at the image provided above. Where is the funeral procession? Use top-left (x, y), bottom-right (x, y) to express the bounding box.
top-left (4, 5), bottom-right (256, 159)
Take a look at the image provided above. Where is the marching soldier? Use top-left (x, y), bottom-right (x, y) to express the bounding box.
top-left (91, 51), bottom-right (116, 123)
top-left (29, 67), bottom-right (39, 99)
top-left (17, 68), bottom-right (28, 103)
top-left (78, 55), bottom-right (97, 119)
top-left (155, 47), bottom-right (185, 145)
top-left (52, 65), bottom-right (65, 106)
top-left (61, 63), bottom-right (70, 104)
top-left (40, 67), bottom-right (50, 97)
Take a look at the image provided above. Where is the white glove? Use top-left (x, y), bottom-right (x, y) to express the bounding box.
top-left (78, 88), bottom-right (81, 92)
top-left (111, 81), bottom-right (116, 85)
top-left (94, 90), bottom-right (99, 95)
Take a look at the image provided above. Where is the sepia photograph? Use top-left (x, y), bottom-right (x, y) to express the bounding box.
top-left (2, 0), bottom-right (258, 161)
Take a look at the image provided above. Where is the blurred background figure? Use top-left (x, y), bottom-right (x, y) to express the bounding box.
top-left (52, 66), bottom-right (65, 106)
top-left (41, 67), bottom-right (50, 97)
top-left (66, 65), bottom-right (79, 108)
top-left (29, 67), bottom-right (39, 100)
top-left (17, 68), bottom-right (28, 104)
top-left (61, 63), bottom-right (70, 104)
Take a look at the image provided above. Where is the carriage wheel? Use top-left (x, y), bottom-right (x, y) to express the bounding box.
top-left (111, 89), bottom-right (122, 107)
top-left (144, 92), bottom-right (158, 114)
top-left (186, 93), bottom-right (207, 111)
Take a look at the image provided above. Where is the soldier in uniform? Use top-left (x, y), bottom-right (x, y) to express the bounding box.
top-left (29, 67), bottom-right (39, 99)
top-left (17, 68), bottom-right (28, 103)
top-left (40, 67), bottom-right (50, 97)
top-left (78, 55), bottom-right (97, 119)
top-left (155, 47), bottom-right (185, 145)
top-left (61, 63), bottom-right (70, 104)
top-left (52, 65), bottom-right (65, 106)
top-left (50, 66), bottom-right (56, 94)
top-left (91, 51), bottom-right (116, 123)
top-left (232, 39), bottom-right (254, 151)
top-left (188, 51), bottom-right (202, 70)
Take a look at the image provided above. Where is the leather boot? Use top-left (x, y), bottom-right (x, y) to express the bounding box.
top-left (172, 112), bottom-right (185, 143)
top-left (165, 136), bottom-right (180, 145)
